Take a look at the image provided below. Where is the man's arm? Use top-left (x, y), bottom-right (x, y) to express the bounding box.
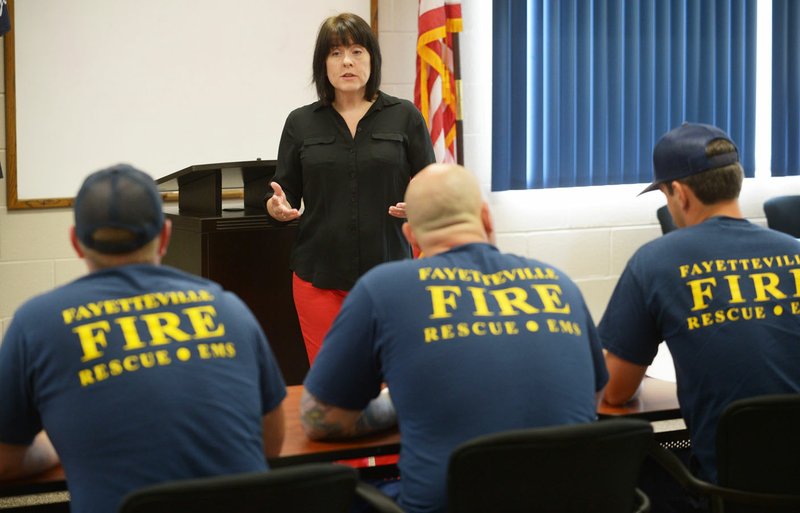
top-left (603, 352), bottom-right (648, 406)
top-left (0, 432), bottom-right (59, 480)
top-left (299, 388), bottom-right (397, 441)
top-left (262, 402), bottom-right (286, 459)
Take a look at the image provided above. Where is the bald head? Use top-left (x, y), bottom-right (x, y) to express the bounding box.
top-left (403, 164), bottom-right (492, 254)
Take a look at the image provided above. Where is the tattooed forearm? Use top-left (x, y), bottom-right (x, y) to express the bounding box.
top-left (300, 388), bottom-right (397, 440)
top-left (300, 391), bottom-right (350, 439)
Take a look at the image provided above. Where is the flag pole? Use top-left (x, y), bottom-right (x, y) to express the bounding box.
top-left (370, 0), bottom-right (378, 37)
top-left (452, 31), bottom-right (464, 165)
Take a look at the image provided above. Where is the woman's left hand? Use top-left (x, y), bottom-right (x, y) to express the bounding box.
top-left (388, 202), bottom-right (407, 219)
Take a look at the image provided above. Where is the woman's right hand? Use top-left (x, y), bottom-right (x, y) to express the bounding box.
top-left (266, 181), bottom-right (301, 222)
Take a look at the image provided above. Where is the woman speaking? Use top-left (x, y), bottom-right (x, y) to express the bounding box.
top-left (266, 12), bottom-right (436, 363)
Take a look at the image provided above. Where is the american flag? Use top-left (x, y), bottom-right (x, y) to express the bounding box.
top-left (0, 0), bottom-right (4, 180)
top-left (0, 0), bottom-right (10, 179)
top-left (0, 0), bottom-right (10, 37)
top-left (415, 0), bottom-right (462, 164)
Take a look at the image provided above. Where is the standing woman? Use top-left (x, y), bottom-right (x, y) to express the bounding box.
top-left (266, 13), bottom-right (436, 364)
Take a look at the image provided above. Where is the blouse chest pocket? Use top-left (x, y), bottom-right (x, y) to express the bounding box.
top-left (300, 136), bottom-right (337, 166)
top-left (370, 132), bottom-right (408, 165)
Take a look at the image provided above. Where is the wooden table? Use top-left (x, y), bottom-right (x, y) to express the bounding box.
top-left (0, 378), bottom-right (679, 498)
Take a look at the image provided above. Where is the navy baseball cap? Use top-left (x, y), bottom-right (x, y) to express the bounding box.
top-left (74, 164), bottom-right (165, 254)
top-left (640, 122), bottom-right (739, 195)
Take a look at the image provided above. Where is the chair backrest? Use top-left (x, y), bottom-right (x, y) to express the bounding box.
top-left (656, 205), bottom-right (677, 235)
top-left (763, 195), bottom-right (800, 238)
top-left (447, 418), bottom-right (653, 513)
top-left (716, 393), bottom-right (800, 513)
top-left (118, 463), bottom-right (359, 513)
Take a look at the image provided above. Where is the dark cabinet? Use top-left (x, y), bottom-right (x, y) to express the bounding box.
top-left (157, 161), bottom-right (308, 384)
top-left (163, 209), bottom-right (309, 384)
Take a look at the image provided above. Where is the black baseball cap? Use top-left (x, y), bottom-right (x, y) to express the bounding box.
top-left (74, 164), bottom-right (165, 254)
top-left (640, 122), bottom-right (739, 195)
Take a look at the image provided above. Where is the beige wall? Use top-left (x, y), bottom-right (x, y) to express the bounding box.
top-left (2, 1), bottom-right (798, 337)
top-left (0, 37), bottom-right (86, 335)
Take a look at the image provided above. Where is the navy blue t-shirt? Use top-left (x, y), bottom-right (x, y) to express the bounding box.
top-left (599, 217), bottom-right (800, 481)
top-left (305, 243), bottom-right (608, 513)
top-left (0, 264), bottom-right (287, 513)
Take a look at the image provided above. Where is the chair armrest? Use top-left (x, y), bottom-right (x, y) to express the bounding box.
top-left (648, 442), bottom-right (800, 509)
top-left (633, 487), bottom-right (651, 513)
top-left (355, 481), bottom-right (406, 513)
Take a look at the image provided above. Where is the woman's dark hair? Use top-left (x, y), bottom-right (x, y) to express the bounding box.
top-left (312, 13), bottom-right (381, 104)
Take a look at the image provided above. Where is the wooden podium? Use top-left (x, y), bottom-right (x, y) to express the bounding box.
top-left (157, 161), bottom-right (309, 385)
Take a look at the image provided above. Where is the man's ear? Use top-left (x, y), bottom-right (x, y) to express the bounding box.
top-left (157, 219), bottom-right (173, 258)
top-left (480, 202), bottom-right (495, 244)
top-left (402, 222), bottom-right (420, 253)
top-left (70, 227), bottom-right (85, 259)
top-left (671, 181), bottom-right (692, 211)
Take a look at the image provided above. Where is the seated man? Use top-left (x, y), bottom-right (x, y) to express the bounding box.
top-left (0, 164), bottom-right (287, 513)
top-left (599, 123), bottom-right (800, 485)
top-left (301, 163), bottom-right (608, 513)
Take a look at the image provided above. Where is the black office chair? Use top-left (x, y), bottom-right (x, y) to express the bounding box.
top-left (118, 463), bottom-right (405, 513)
top-left (447, 418), bottom-right (653, 513)
top-left (763, 195), bottom-right (800, 238)
top-left (649, 393), bottom-right (800, 513)
top-left (656, 205), bottom-right (677, 235)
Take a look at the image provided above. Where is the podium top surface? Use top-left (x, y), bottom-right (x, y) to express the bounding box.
top-left (156, 160), bottom-right (276, 192)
